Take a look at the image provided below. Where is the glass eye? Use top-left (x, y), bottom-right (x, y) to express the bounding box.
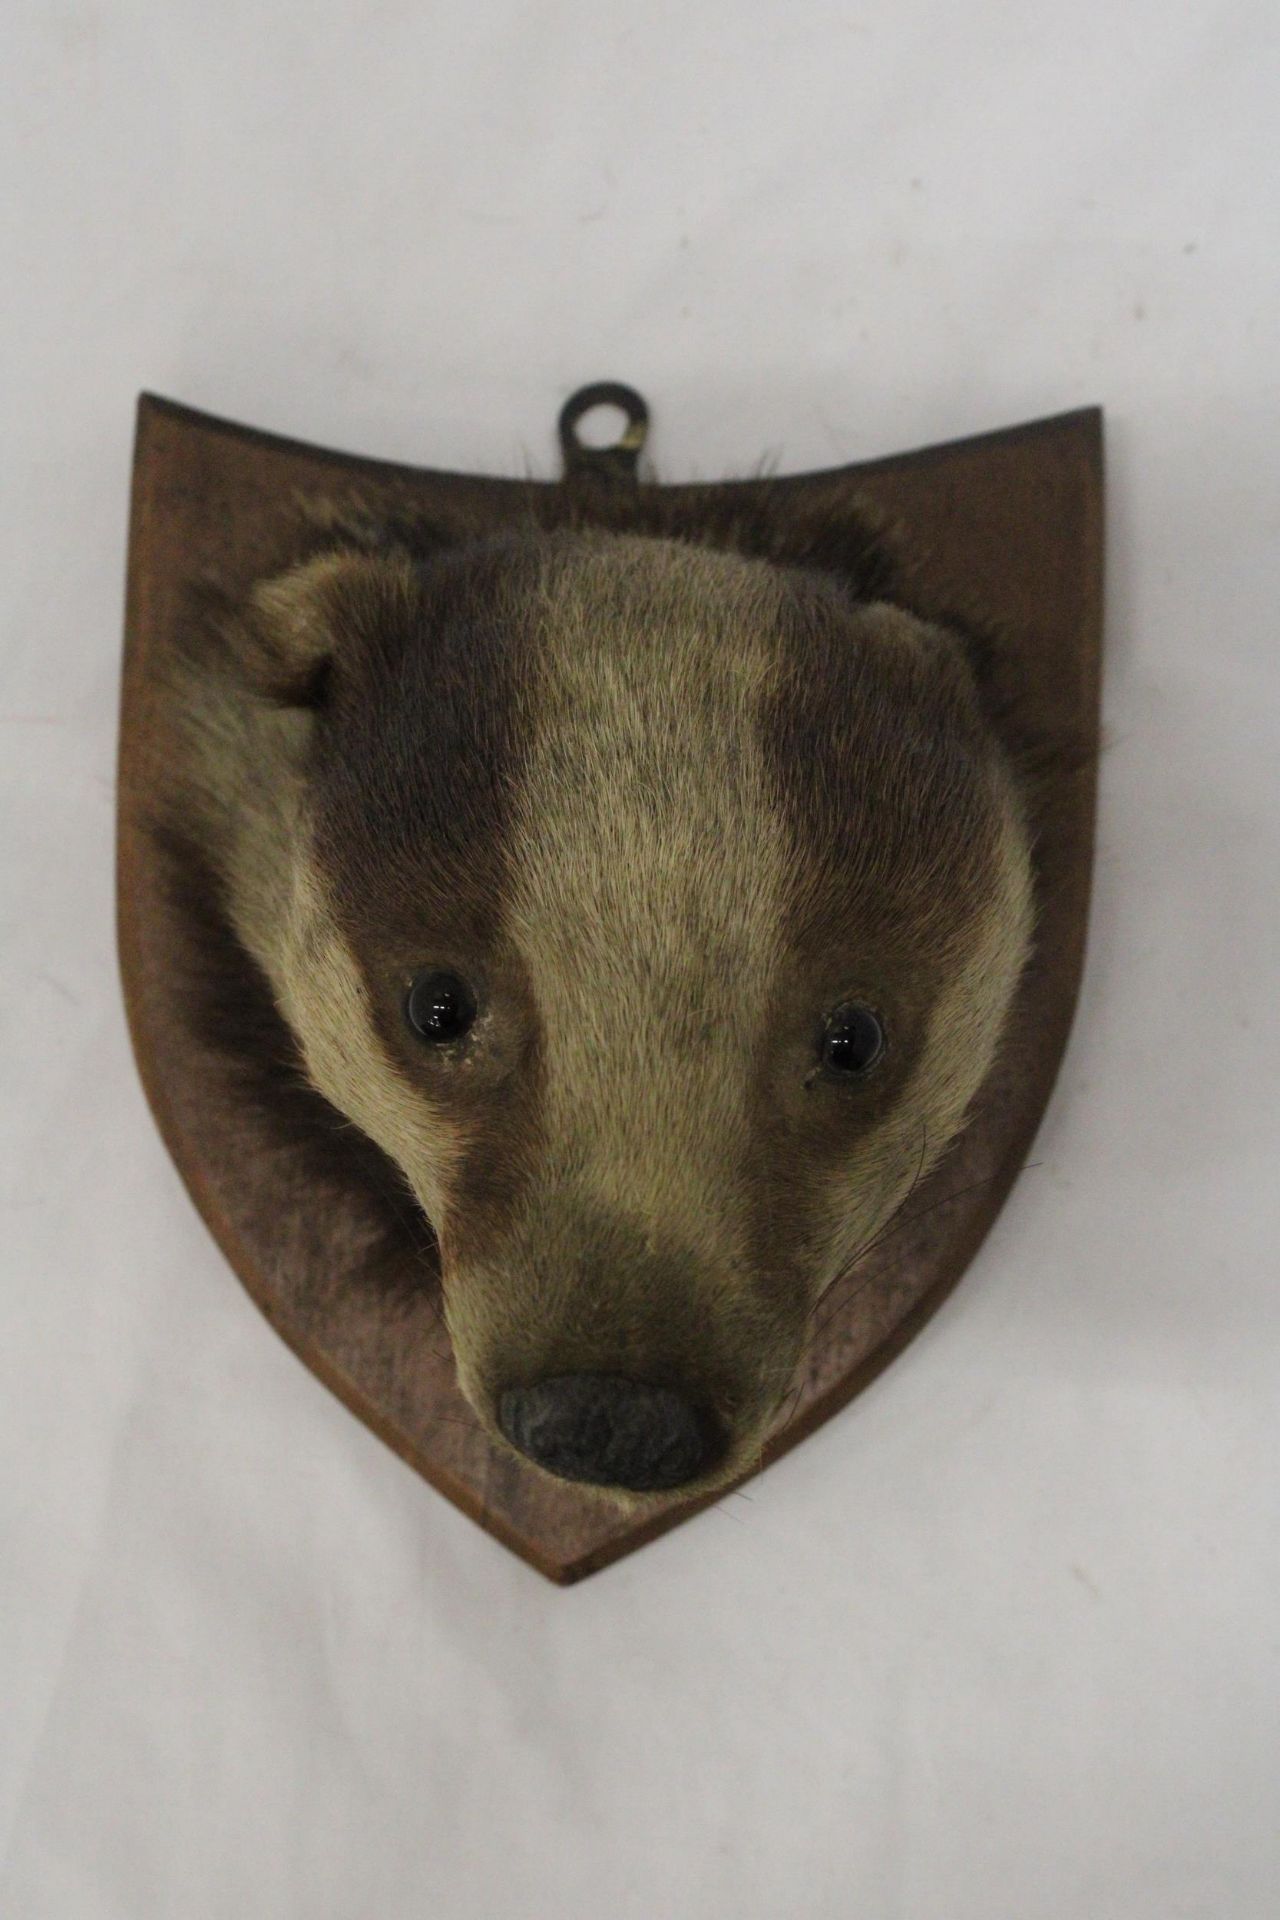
top-left (404, 971), bottom-right (476, 1044)
top-left (820, 1004), bottom-right (885, 1075)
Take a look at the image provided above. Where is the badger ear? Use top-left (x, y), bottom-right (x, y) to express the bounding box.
top-left (240, 555), bottom-right (351, 708)
top-left (240, 551), bottom-right (419, 710)
top-left (871, 601), bottom-right (991, 688)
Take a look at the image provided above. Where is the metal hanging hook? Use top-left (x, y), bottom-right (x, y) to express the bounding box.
top-left (557, 381), bottom-right (650, 485)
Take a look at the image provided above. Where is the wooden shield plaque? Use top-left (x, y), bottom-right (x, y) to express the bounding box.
top-left (118, 387), bottom-right (1103, 1582)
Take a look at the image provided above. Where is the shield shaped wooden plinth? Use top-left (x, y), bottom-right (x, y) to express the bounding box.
top-left (118, 391), bottom-right (1102, 1583)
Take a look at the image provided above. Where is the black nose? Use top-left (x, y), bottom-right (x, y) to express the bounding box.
top-left (497, 1373), bottom-right (722, 1491)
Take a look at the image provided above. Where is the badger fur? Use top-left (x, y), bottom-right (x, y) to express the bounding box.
top-left (168, 491), bottom-right (1034, 1502)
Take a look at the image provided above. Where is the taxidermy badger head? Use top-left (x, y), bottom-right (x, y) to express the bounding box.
top-left (175, 503), bottom-right (1034, 1502)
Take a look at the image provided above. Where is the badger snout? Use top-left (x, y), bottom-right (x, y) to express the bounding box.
top-left (497, 1372), bottom-right (726, 1492)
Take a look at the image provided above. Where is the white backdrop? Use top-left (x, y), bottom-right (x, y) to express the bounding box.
top-left (3, 4), bottom-right (1278, 1915)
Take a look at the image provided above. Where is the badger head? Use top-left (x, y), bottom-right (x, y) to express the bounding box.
top-left (190, 526), bottom-right (1033, 1501)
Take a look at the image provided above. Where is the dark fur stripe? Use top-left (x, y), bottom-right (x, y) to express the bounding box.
top-left (305, 542), bottom-right (548, 1264)
top-left (149, 819), bottom-right (439, 1306)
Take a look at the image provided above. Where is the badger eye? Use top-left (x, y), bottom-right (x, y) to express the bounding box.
top-left (820, 1003), bottom-right (885, 1075)
top-left (404, 971), bottom-right (476, 1044)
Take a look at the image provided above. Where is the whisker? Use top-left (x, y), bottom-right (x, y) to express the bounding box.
top-left (804, 1119), bottom-right (931, 1330)
top-left (884, 1158), bottom-right (1042, 1242)
top-left (803, 1264), bottom-right (883, 1346)
top-left (709, 1502), bottom-right (747, 1527)
top-left (799, 1155), bottom-right (1044, 1352)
